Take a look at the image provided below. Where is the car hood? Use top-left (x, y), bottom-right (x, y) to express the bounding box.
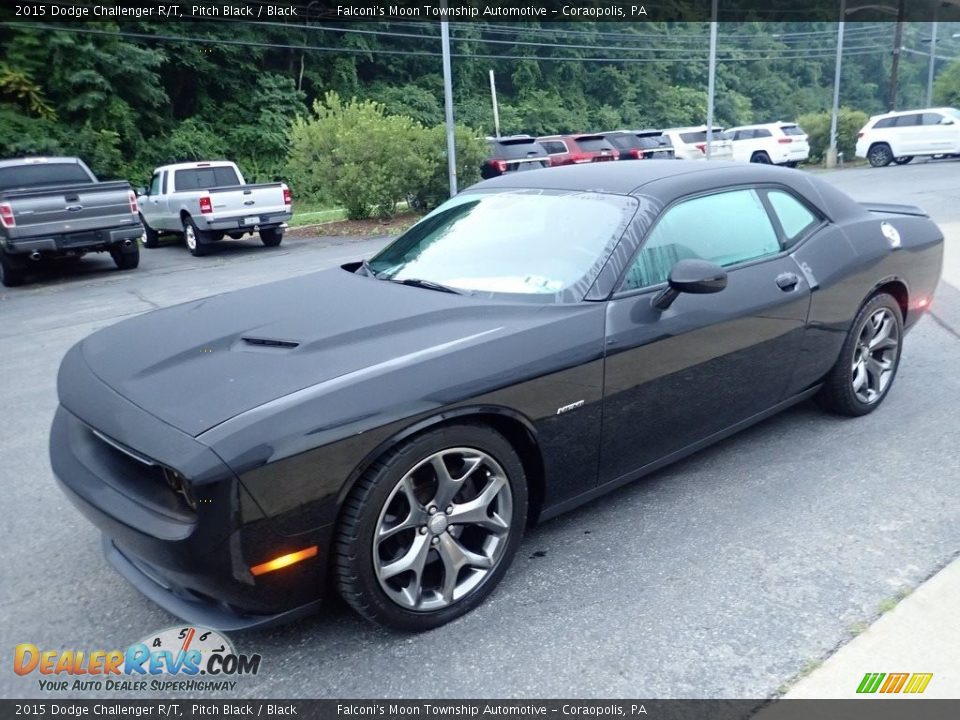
top-left (76, 268), bottom-right (563, 437)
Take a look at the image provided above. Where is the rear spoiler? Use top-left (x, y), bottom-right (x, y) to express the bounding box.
top-left (860, 202), bottom-right (928, 218)
top-left (0, 180), bottom-right (131, 201)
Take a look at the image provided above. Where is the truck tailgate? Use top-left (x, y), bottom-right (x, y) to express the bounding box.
top-left (207, 183), bottom-right (288, 218)
top-left (2, 181), bottom-right (138, 240)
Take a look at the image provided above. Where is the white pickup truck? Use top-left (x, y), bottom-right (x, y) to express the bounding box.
top-left (137, 161), bottom-right (292, 256)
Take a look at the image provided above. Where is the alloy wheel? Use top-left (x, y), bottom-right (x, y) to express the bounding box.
top-left (373, 447), bottom-right (513, 612)
top-left (184, 224), bottom-right (197, 250)
top-left (851, 307), bottom-right (900, 404)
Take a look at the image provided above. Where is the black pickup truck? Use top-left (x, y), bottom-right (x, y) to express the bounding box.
top-left (0, 157), bottom-right (143, 287)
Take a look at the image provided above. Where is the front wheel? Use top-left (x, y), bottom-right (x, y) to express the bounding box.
top-left (816, 293), bottom-right (903, 416)
top-left (335, 424), bottom-right (527, 631)
top-left (140, 216), bottom-right (160, 248)
top-left (259, 227), bottom-right (283, 247)
top-left (868, 143), bottom-right (894, 167)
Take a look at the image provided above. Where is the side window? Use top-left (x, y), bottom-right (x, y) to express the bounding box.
top-left (922, 112), bottom-right (944, 126)
top-left (766, 190), bottom-right (819, 248)
top-left (874, 117), bottom-right (895, 129)
top-left (541, 141), bottom-right (566, 154)
top-left (896, 114), bottom-right (921, 127)
top-left (622, 189), bottom-right (781, 290)
top-left (755, 129), bottom-right (772, 138)
top-left (148, 173), bottom-right (161, 196)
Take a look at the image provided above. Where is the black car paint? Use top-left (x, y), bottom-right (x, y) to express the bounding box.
top-left (50, 161), bottom-right (943, 628)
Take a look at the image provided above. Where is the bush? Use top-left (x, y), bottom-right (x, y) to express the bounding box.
top-left (287, 92), bottom-right (483, 219)
top-left (797, 107), bottom-right (869, 164)
top-left (410, 123), bottom-right (487, 210)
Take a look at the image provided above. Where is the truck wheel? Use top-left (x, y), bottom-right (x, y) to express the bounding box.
top-left (260, 227), bottom-right (283, 247)
top-left (182, 217), bottom-right (209, 257)
top-left (0, 252), bottom-right (28, 287)
top-left (110, 244), bottom-right (140, 271)
top-left (140, 216), bottom-right (160, 248)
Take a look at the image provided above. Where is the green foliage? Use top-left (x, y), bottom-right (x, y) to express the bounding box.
top-left (0, 63), bottom-right (55, 120)
top-left (288, 92), bottom-right (433, 220)
top-left (797, 107), bottom-right (869, 163)
top-left (933, 59), bottom-right (960, 108)
top-left (411, 124), bottom-right (487, 210)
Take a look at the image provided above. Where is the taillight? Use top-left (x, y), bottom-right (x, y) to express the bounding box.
top-left (778, 138), bottom-right (793, 144)
top-left (629, 148), bottom-right (642, 159)
top-left (493, 160), bottom-right (507, 172)
top-left (0, 203), bottom-right (14, 228)
top-left (128, 189), bottom-right (138, 214)
top-left (199, 196), bottom-right (213, 214)
top-left (695, 143), bottom-right (707, 154)
top-left (571, 153), bottom-right (592, 164)
top-left (283, 188), bottom-right (292, 205)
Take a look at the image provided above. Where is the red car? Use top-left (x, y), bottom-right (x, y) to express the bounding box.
top-left (536, 134), bottom-right (620, 166)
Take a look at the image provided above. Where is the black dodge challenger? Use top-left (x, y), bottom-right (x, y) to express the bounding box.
top-left (51, 162), bottom-right (943, 631)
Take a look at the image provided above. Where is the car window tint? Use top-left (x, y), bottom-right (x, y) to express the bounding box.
top-left (623, 189), bottom-right (780, 290)
top-left (149, 173), bottom-right (162, 196)
top-left (606, 134), bottom-right (640, 150)
top-left (755, 129), bottom-right (772, 138)
top-left (0, 163), bottom-right (93, 191)
top-left (766, 190), bottom-right (818, 247)
top-left (874, 117), bottom-right (895, 129)
top-left (493, 140), bottom-right (547, 159)
top-left (895, 114), bottom-right (921, 127)
top-left (781, 125), bottom-right (805, 136)
top-left (540, 141), bottom-right (567, 154)
top-left (576, 137), bottom-right (614, 152)
top-left (921, 113), bottom-right (944, 126)
top-left (174, 166), bottom-right (241, 191)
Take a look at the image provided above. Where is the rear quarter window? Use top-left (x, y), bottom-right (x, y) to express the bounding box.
top-left (766, 190), bottom-right (820, 248)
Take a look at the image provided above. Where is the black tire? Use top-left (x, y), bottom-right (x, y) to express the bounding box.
top-left (750, 151), bottom-right (772, 164)
top-left (140, 216), bottom-right (160, 248)
top-left (785, 161), bottom-right (800, 168)
top-left (110, 244), bottom-right (140, 271)
top-left (259, 227), bottom-right (283, 247)
top-left (0, 251), bottom-right (28, 287)
top-left (816, 293), bottom-right (903, 417)
top-left (893, 156), bottom-right (913, 165)
top-left (182, 216), bottom-right (209, 257)
top-left (867, 143), bottom-right (894, 167)
top-left (335, 423), bottom-right (528, 631)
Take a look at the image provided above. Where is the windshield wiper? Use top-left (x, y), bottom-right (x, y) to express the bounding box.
top-left (390, 278), bottom-right (464, 295)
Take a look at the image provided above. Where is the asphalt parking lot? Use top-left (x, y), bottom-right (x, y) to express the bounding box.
top-left (2, 161), bottom-right (959, 700)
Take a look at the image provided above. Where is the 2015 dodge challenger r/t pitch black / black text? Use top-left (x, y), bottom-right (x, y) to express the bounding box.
top-left (50, 162), bottom-right (943, 631)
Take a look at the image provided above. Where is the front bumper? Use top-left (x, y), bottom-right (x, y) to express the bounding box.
top-left (6, 224), bottom-right (143, 254)
top-left (50, 346), bottom-right (334, 629)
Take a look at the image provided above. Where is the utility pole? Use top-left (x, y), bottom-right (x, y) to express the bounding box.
top-left (489, 70), bottom-right (501, 138)
top-left (887, 0), bottom-right (906, 111)
top-left (705, 0), bottom-right (718, 159)
top-left (440, 19), bottom-right (457, 196)
top-left (827, 0), bottom-right (845, 169)
top-left (927, 17), bottom-right (939, 107)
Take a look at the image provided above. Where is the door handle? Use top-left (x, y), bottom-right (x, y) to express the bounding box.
top-left (776, 272), bottom-right (800, 291)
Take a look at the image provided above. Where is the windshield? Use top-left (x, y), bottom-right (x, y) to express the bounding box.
top-left (367, 190), bottom-right (638, 300)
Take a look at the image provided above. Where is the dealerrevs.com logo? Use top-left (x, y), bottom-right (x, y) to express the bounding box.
top-left (856, 672), bottom-right (933, 694)
top-left (14, 626), bottom-right (261, 693)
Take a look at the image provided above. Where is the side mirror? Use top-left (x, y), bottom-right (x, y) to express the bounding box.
top-left (136, 186), bottom-right (147, 197)
top-left (941, 119), bottom-right (955, 125)
top-left (652, 259), bottom-right (728, 311)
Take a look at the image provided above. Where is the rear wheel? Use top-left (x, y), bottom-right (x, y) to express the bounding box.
top-left (893, 156), bottom-right (914, 165)
top-left (868, 143), bottom-right (894, 167)
top-left (110, 244), bottom-right (140, 271)
top-left (0, 251), bottom-right (28, 287)
top-left (816, 293), bottom-right (903, 416)
top-left (335, 423), bottom-right (527, 631)
top-left (182, 216), bottom-right (209, 257)
top-left (259, 227), bottom-right (283, 247)
top-left (750, 151), bottom-right (772, 164)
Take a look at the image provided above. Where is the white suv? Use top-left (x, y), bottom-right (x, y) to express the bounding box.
top-left (661, 126), bottom-right (734, 160)
top-left (856, 107), bottom-right (960, 167)
top-left (726, 122), bottom-right (810, 166)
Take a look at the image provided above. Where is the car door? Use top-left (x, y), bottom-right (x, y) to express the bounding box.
top-left (141, 172), bottom-right (164, 229)
top-left (598, 187), bottom-right (812, 485)
top-left (920, 112), bottom-right (955, 153)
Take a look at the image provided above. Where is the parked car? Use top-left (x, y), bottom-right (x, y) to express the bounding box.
top-left (537, 134), bottom-right (620, 166)
top-left (51, 161), bottom-right (943, 632)
top-left (726, 122), bottom-right (810, 166)
top-left (0, 157), bottom-right (142, 287)
top-left (855, 107), bottom-right (960, 167)
top-left (481, 136), bottom-right (551, 179)
top-left (600, 130), bottom-right (676, 160)
top-left (137, 161), bottom-right (293, 257)
top-left (661, 126), bottom-right (734, 160)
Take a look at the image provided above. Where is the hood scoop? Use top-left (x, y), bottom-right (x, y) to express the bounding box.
top-left (240, 336), bottom-right (300, 350)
